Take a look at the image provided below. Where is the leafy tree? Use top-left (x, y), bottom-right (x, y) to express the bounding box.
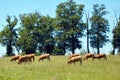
top-left (0, 15), bottom-right (18, 56)
top-left (35, 15), bottom-right (55, 54)
top-left (17, 12), bottom-right (40, 54)
top-left (17, 11), bottom-right (54, 54)
top-left (112, 18), bottom-right (120, 54)
top-left (90, 4), bottom-right (109, 54)
top-left (56, 0), bottom-right (85, 54)
top-left (111, 10), bottom-right (120, 55)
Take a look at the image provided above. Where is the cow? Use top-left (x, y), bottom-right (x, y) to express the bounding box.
top-left (17, 56), bottom-right (27, 64)
top-left (68, 54), bottom-right (80, 60)
top-left (27, 54), bottom-right (35, 61)
top-left (92, 54), bottom-right (107, 60)
top-left (67, 56), bottom-right (82, 65)
top-left (17, 54), bottom-right (34, 64)
top-left (83, 53), bottom-right (94, 61)
top-left (10, 55), bottom-right (21, 62)
top-left (38, 54), bottom-right (50, 61)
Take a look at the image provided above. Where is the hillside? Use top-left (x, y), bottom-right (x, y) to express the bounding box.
top-left (0, 55), bottom-right (120, 80)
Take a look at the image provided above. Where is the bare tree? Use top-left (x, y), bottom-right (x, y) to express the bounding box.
top-left (85, 11), bottom-right (90, 53)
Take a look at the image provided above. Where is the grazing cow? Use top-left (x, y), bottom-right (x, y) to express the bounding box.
top-left (83, 53), bottom-right (94, 61)
top-left (10, 55), bottom-right (21, 62)
top-left (27, 54), bottom-right (35, 61)
top-left (17, 55), bottom-right (34, 64)
top-left (68, 54), bottom-right (80, 60)
top-left (17, 56), bottom-right (27, 64)
top-left (92, 54), bottom-right (107, 60)
top-left (26, 55), bottom-right (33, 62)
top-left (67, 56), bottom-right (82, 65)
top-left (38, 54), bottom-right (50, 61)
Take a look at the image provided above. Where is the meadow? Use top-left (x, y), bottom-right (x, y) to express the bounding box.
top-left (0, 55), bottom-right (120, 80)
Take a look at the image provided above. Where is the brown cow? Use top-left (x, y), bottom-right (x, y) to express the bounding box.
top-left (83, 53), bottom-right (94, 61)
top-left (27, 54), bottom-right (35, 61)
top-left (67, 56), bottom-right (82, 65)
top-left (68, 54), bottom-right (80, 60)
top-left (17, 55), bottom-right (34, 64)
top-left (25, 55), bottom-right (33, 62)
top-left (92, 54), bottom-right (107, 60)
top-left (38, 54), bottom-right (50, 61)
top-left (10, 55), bottom-right (21, 62)
top-left (17, 56), bottom-right (27, 64)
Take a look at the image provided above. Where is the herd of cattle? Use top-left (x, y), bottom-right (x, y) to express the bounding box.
top-left (67, 53), bottom-right (107, 65)
top-left (10, 54), bottom-right (50, 64)
top-left (10, 53), bottom-right (107, 65)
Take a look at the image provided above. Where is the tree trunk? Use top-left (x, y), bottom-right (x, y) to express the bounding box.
top-left (72, 35), bottom-right (75, 54)
top-left (63, 40), bottom-right (66, 55)
top-left (112, 35), bottom-right (116, 55)
top-left (87, 35), bottom-right (90, 53)
top-left (97, 43), bottom-right (100, 54)
top-left (87, 34), bottom-right (90, 53)
top-left (112, 40), bottom-right (115, 55)
top-left (63, 29), bottom-right (66, 55)
top-left (97, 24), bottom-right (100, 54)
top-left (85, 12), bottom-right (90, 53)
top-left (112, 48), bottom-right (115, 55)
top-left (6, 44), bottom-right (13, 56)
top-left (72, 42), bottom-right (75, 54)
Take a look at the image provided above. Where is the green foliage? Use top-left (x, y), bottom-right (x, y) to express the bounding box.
top-left (35, 52), bottom-right (41, 56)
top-left (17, 12), bottom-right (55, 54)
top-left (112, 19), bottom-right (120, 52)
top-left (17, 12), bottom-right (41, 54)
top-left (80, 49), bottom-right (87, 54)
top-left (55, 0), bottom-right (85, 54)
top-left (0, 15), bottom-right (18, 56)
top-left (90, 4), bottom-right (109, 54)
top-left (0, 2), bottom-right (113, 56)
top-left (35, 15), bottom-right (55, 54)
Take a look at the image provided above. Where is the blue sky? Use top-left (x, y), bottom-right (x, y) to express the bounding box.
top-left (0, 0), bottom-right (120, 56)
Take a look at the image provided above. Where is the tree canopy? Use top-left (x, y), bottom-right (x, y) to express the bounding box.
top-left (0, 16), bottom-right (18, 56)
top-left (55, 0), bottom-right (85, 54)
top-left (112, 18), bottom-right (120, 54)
top-left (90, 4), bottom-right (109, 54)
top-left (0, 0), bottom-right (119, 56)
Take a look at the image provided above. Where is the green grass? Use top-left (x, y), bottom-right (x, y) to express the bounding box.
top-left (0, 55), bottom-right (120, 80)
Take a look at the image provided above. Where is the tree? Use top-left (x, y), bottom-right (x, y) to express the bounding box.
top-left (85, 11), bottom-right (90, 53)
top-left (90, 4), bottom-right (109, 54)
top-left (0, 15), bottom-right (18, 56)
top-left (17, 11), bottom-right (55, 54)
top-left (35, 15), bottom-right (55, 54)
top-left (56, 0), bottom-right (85, 54)
top-left (111, 10), bottom-right (120, 55)
top-left (17, 12), bottom-right (40, 54)
top-left (112, 17), bottom-right (120, 54)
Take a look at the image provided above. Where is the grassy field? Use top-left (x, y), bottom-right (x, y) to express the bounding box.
top-left (0, 55), bottom-right (120, 80)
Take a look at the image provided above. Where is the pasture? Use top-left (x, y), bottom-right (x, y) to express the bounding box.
top-left (0, 55), bottom-right (120, 80)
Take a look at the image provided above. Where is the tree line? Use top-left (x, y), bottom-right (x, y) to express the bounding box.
top-left (0, 0), bottom-right (120, 56)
